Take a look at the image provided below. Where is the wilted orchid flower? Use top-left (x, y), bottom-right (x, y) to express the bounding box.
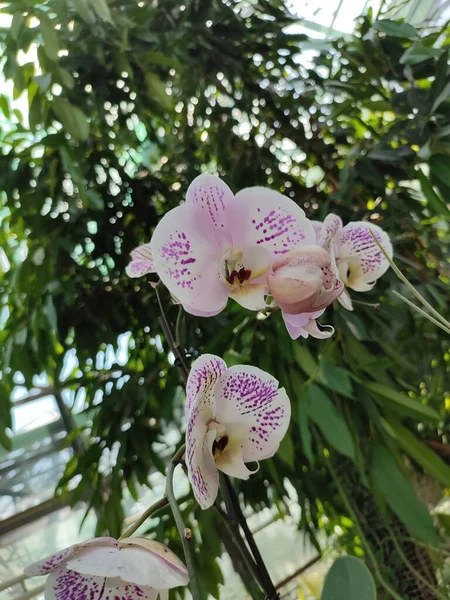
top-left (25, 537), bottom-right (189, 600)
top-left (185, 354), bottom-right (291, 509)
top-left (126, 243), bottom-right (156, 278)
top-left (266, 245), bottom-right (343, 339)
top-left (149, 174), bottom-right (315, 315)
top-left (315, 214), bottom-right (393, 311)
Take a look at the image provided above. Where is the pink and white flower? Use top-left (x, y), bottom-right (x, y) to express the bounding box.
top-left (25, 537), bottom-right (189, 600)
top-left (149, 174), bottom-right (315, 315)
top-left (185, 354), bottom-right (291, 509)
top-left (126, 243), bottom-right (156, 278)
top-left (266, 245), bottom-right (343, 340)
top-left (314, 214), bottom-right (393, 311)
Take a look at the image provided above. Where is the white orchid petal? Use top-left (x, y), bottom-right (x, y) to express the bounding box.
top-left (213, 366), bottom-right (291, 462)
top-left (229, 283), bottom-right (267, 311)
top-left (24, 538), bottom-right (117, 577)
top-left (338, 288), bottom-right (354, 311)
top-left (214, 441), bottom-right (256, 480)
top-left (281, 309), bottom-right (326, 341)
top-left (229, 187), bottom-right (315, 256)
top-left (186, 174), bottom-right (234, 246)
top-left (185, 354), bottom-right (226, 416)
top-left (303, 319), bottom-right (334, 339)
top-left (151, 204), bottom-right (228, 313)
top-left (185, 406), bottom-right (219, 510)
top-left (336, 222), bottom-right (392, 292)
top-left (67, 544), bottom-right (187, 590)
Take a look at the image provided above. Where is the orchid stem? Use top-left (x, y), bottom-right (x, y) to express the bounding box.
top-left (119, 496), bottom-right (169, 540)
top-left (370, 230), bottom-right (450, 331)
top-left (166, 443), bottom-right (202, 600)
top-left (222, 475), bottom-right (279, 600)
top-left (155, 282), bottom-right (189, 383)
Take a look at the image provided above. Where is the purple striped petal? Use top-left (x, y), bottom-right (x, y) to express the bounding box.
top-left (185, 354), bottom-right (226, 416)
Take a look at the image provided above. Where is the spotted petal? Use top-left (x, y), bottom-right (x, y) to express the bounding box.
top-left (126, 243), bottom-right (156, 278)
top-left (336, 222), bottom-right (393, 292)
top-left (185, 354), bottom-right (226, 416)
top-left (45, 566), bottom-right (159, 600)
top-left (213, 366), bottom-right (291, 462)
top-left (186, 174), bottom-right (234, 246)
top-left (24, 538), bottom-right (117, 576)
top-left (313, 214), bottom-right (343, 249)
top-left (229, 188), bottom-right (316, 257)
top-left (151, 204), bottom-right (228, 314)
top-left (185, 405), bottom-right (219, 510)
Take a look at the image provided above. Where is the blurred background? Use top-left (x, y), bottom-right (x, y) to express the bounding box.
top-left (1, 0), bottom-right (450, 598)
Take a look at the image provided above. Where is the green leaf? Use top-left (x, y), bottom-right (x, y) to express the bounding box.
top-left (0, 428), bottom-right (12, 452)
top-left (321, 556), bottom-right (376, 600)
top-left (145, 73), bottom-right (172, 112)
top-left (431, 81), bottom-right (450, 114)
top-left (417, 168), bottom-right (450, 216)
top-left (307, 385), bottom-right (355, 459)
top-left (72, 0), bottom-right (97, 24)
top-left (278, 433), bottom-right (295, 468)
top-left (92, 0), bottom-right (113, 23)
top-left (372, 445), bottom-right (439, 545)
top-left (430, 154), bottom-right (450, 189)
top-left (296, 384), bottom-right (314, 464)
top-left (39, 13), bottom-right (60, 62)
top-left (143, 51), bottom-right (183, 71)
top-left (318, 359), bottom-right (353, 398)
top-left (365, 381), bottom-right (440, 421)
top-left (0, 95), bottom-right (10, 119)
top-left (374, 20), bottom-right (418, 39)
top-left (400, 42), bottom-right (440, 65)
top-left (293, 344), bottom-right (317, 378)
top-left (10, 13), bottom-right (25, 41)
top-left (382, 419), bottom-right (450, 487)
top-left (52, 97), bottom-right (90, 141)
top-left (367, 146), bottom-right (414, 163)
top-left (43, 295), bottom-right (58, 332)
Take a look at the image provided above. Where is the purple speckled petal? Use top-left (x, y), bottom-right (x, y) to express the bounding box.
top-left (313, 214), bottom-right (343, 249)
top-left (228, 187), bottom-right (315, 257)
top-left (45, 566), bottom-right (159, 600)
top-left (126, 243), bottom-right (155, 278)
top-left (185, 408), bottom-right (219, 510)
top-left (336, 222), bottom-right (392, 292)
top-left (186, 174), bottom-right (233, 246)
top-left (213, 366), bottom-right (291, 462)
top-left (151, 204), bottom-right (228, 314)
top-left (24, 538), bottom-right (118, 577)
top-left (185, 354), bottom-right (226, 416)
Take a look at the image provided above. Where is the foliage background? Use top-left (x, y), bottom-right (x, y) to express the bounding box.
top-left (1, 0), bottom-right (450, 598)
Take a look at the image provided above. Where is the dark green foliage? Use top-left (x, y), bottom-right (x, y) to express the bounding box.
top-left (1, 1), bottom-right (450, 597)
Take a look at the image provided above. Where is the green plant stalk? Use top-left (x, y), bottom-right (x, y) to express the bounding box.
top-left (165, 443), bottom-right (203, 600)
top-left (155, 282), bottom-right (190, 382)
top-left (392, 290), bottom-right (450, 335)
top-left (370, 230), bottom-right (450, 330)
top-left (221, 475), bottom-right (279, 600)
top-left (324, 447), bottom-right (404, 600)
top-left (119, 496), bottom-right (169, 540)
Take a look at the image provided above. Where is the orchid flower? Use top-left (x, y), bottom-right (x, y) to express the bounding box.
top-left (126, 243), bottom-right (156, 278)
top-left (314, 214), bottom-right (393, 311)
top-left (25, 537), bottom-right (189, 600)
top-left (148, 174), bottom-right (315, 315)
top-left (266, 245), bottom-right (343, 339)
top-left (185, 354), bottom-right (291, 509)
